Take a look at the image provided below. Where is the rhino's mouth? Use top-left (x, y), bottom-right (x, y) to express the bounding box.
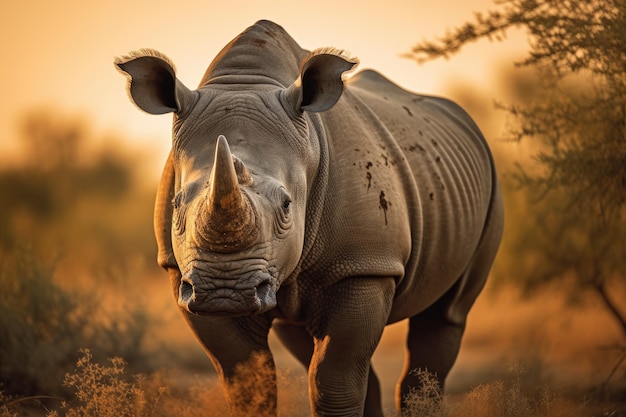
top-left (178, 268), bottom-right (278, 316)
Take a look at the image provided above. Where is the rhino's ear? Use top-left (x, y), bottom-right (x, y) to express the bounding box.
top-left (285, 48), bottom-right (358, 113)
top-left (115, 49), bottom-right (194, 115)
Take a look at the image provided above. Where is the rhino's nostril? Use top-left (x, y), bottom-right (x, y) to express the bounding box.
top-left (180, 280), bottom-right (194, 302)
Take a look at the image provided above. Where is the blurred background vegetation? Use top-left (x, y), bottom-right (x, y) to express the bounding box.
top-left (0, 108), bottom-right (159, 398)
top-left (0, 109), bottom-right (214, 415)
top-left (1, 1), bottom-right (626, 414)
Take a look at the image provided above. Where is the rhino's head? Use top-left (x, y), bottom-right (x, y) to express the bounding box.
top-left (115, 34), bottom-right (357, 316)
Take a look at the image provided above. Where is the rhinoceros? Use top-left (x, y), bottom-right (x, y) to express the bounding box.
top-left (115, 20), bottom-right (503, 417)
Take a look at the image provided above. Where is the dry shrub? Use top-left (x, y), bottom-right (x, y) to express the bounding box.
top-left (135, 372), bottom-right (230, 417)
top-left (0, 390), bottom-right (18, 417)
top-left (401, 369), bottom-right (445, 417)
top-left (460, 363), bottom-right (534, 417)
top-left (231, 353), bottom-right (309, 417)
top-left (227, 352), bottom-right (277, 417)
top-left (47, 349), bottom-right (309, 417)
top-left (47, 349), bottom-right (224, 417)
top-left (51, 349), bottom-right (143, 417)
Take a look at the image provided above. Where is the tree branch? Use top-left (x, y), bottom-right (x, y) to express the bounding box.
top-left (592, 280), bottom-right (626, 340)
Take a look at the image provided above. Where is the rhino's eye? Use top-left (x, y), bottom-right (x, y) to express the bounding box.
top-left (278, 187), bottom-right (292, 215)
top-left (275, 188), bottom-right (293, 236)
top-left (282, 198), bottom-right (291, 212)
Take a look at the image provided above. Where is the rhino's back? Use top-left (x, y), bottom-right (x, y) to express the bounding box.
top-left (305, 70), bottom-right (496, 319)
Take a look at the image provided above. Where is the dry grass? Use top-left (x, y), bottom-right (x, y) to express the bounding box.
top-left (399, 365), bottom-right (623, 417)
top-left (1, 257), bottom-right (624, 416)
top-left (0, 350), bottom-right (621, 417)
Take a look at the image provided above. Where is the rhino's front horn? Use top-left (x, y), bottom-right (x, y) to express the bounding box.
top-left (197, 135), bottom-right (258, 252)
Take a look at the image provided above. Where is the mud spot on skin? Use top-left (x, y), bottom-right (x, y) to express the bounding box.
top-left (434, 173), bottom-right (446, 190)
top-left (379, 191), bottom-right (389, 225)
top-left (363, 161), bottom-right (374, 192)
top-left (429, 192), bottom-right (435, 201)
top-left (407, 143), bottom-right (426, 153)
top-left (402, 106), bottom-right (413, 117)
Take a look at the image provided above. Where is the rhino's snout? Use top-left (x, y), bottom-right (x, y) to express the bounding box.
top-left (178, 270), bottom-right (277, 316)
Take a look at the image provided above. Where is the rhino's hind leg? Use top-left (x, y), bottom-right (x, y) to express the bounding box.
top-left (398, 282), bottom-right (467, 406)
top-left (273, 320), bottom-right (385, 417)
top-left (397, 188), bottom-right (503, 412)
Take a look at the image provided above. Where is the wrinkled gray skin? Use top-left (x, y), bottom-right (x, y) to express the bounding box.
top-left (116, 20), bottom-right (503, 417)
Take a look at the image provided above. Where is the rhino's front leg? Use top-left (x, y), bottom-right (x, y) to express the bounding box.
top-left (182, 311), bottom-right (276, 417)
top-left (308, 277), bottom-right (395, 417)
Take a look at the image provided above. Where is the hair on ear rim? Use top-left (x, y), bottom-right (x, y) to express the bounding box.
top-left (114, 48), bottom-right (177, 73)
top-left (300, 47), bottom-right (360, 73)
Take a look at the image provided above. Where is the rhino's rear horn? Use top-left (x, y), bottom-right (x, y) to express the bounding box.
top-left (197, 136), bottom-right (258, 252)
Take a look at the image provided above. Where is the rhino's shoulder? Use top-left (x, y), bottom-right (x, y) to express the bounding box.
top-left (347, 70), bottom-right (453, 111)
top-left (346, 70), bottom-right (481, 135)
top-left (347, 70), bottom-right (412, 98)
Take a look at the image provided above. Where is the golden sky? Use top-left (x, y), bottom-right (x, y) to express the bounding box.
top-left (1, 0), bottom-right (527, 161)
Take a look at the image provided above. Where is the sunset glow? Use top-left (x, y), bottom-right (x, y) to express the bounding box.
top-left (1, 0), bottom-right (527, 162)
